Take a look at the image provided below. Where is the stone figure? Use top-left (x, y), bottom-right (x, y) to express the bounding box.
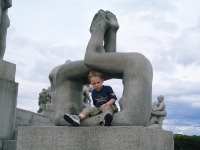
top-left (0, 0), bottom-right (12, 59)
top-left (82, 84), bottom-right (92, 104)
top-left (49, 10), bottom-right (153, 126)
top-left (37, 88), bottom-right (51, 113)
top-left (148, 95), bottom-right (167, 129)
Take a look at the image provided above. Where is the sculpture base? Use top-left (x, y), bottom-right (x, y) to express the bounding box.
top-left (0, 59), bottom-right (16, 81)
top-left (0, 78), bottom-right (18, 140)
top-left (17, 126), bottom-right (174, 150)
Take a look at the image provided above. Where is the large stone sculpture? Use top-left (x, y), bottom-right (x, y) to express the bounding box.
top-left (148, 95), bottom-right (167, 129)
top-left (0, 0), bottom-right (12, 59)
top-left (49, 10), bottom-right (153, 126)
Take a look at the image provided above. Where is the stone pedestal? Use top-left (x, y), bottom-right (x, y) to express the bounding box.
top-left (0, 59), bottom-right (16, 81)
top-left (17, 126), bottom-right (174, 150)
top-left (0, 60), bottom-right (18, 140)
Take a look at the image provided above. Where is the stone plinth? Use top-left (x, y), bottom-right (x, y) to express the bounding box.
top-left (3, 140), bottom-right (17, 150)
top-left (0, 78), bottom-right (18, 140)
top-left (0, 140), bottom-right (3, 150)
top-left (17, 126), bottom-right (174, 150)
top-left (0, 60), bottom-right (16, 81)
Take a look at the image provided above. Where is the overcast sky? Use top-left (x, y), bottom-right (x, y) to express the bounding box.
top-left (4, 0), bottom-right (200, 135)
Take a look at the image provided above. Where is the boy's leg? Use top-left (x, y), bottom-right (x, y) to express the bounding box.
top-left (64, 107), bottom-right (101, 126)
top-left (100, 105), bottom-right (118, 126)
top-left (81, 107), bottom-right (101, 117)
top-left (64, 114), bottom-right (81, 126)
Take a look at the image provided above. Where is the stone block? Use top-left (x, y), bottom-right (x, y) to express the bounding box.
top-left (15, 117), bottom-right (30, 125)
top-left (15, 124), bottom-right (30, 132)
top-left (0, 78), bottom-right (18, 140)
top-left (16, 108), bottom-right (34, 119)
top-left (0, 140), bottom-right (3, 150)
top-left (14, 131), bottom-right (18, 140)
top-left (29, 119), bottom-right (52, 126)
top-left (3, 140), bottom-right (17, 150)
top-left (31, 113), bottom-right (51, 122)
top-left (17, 126), bottom-right (174, 150)
top-left (0, 60), bottom-right (16, 81)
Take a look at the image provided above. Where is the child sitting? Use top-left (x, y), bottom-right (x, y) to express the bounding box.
top-left (64, 70), bottom-right (118, 126)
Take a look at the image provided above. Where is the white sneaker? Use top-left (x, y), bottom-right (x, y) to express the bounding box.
top-left (64, 114), bottom-right (80, 126)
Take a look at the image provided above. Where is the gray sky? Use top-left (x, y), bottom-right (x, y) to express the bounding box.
top-left (4, 0), bottom-right (200, 135)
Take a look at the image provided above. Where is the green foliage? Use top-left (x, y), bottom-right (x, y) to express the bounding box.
top-left (174, 135), bottom-right (200, 150)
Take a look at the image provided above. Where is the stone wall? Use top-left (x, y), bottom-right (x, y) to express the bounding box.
top-left (17, 126), bottom-right (174, 150)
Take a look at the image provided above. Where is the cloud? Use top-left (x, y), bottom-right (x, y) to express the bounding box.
top-left (192, 103), bottom-right (200, 109)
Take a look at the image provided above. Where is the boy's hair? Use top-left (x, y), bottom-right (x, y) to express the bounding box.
top-left (88, 71), bottom-right (103, 81)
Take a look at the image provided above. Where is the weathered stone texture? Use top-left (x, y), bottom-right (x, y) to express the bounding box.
top-left (0, 140), bottom-right (3, 150)
top-left (17, 126), bottom-right (174, 150)
top-left (0, 60), bottom-right (16, 81)
top-left (3, 140), bottom-right (17, 150)
top-left (0, 78), bottom-right (18, 140)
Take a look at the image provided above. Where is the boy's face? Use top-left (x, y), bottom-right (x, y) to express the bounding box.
top-left (90, 76), bottom-right (104, 92)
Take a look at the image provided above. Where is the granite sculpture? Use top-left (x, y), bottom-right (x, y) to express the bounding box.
top-left (37, 85), bottom-right (92, 115)
top-left (82, 85), bottom-right (92, 104)
top-left (148, 95), bottom-right (167, 129)
top-left (37, 88), bottom-right (52, 113)
top-left (49, 10), bottom-right (153, 126)
top-left (0, 0), bottom-right (12, 59)
top-left (0, 0), bottom-right (18, 141)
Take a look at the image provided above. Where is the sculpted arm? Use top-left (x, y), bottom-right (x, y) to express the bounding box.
top-left (152, 102), bottom-right (164, 111)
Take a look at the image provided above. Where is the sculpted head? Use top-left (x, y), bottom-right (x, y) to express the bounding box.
top-left (157, 95), bottom-right (164, 103)
top-left (65, 60), bottom-right (71, 63)
top-left (1, 0), bottom-right (12, 11)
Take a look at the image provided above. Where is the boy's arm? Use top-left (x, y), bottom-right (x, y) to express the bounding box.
top-left (105, 98), bottom-right (116, 106)
top-left (100, 98), bottom-right (116, 111)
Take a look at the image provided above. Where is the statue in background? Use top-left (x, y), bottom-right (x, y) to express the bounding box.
top-left (0, 0), bottom-right (12, 59)
top-left (37, 88), bottom-right (51, 113)
top-left (82, 84), bottom-right (93, 104)
top-left (37, 85), bottom-right (93, 114)
top-left (148, 95), bottom-right (167, 129)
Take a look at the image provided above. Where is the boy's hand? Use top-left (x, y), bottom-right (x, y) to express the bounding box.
top-left (100, 104), bottom-right (107, 111)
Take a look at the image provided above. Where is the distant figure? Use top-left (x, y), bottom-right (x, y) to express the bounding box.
top-left (37, 88), bottom-right (51, 113)
top-left (149, 95), bottom-right (167, 129)
top-left (82, 84), bottom-right (93, 104)
top-left (0, 0), bottom-right (12, 59)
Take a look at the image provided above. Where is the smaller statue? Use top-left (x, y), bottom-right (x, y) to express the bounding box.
top-left (37, 88), bottom-right (51, 113)
top-left (82, 85), bottom-right (93, 104)
top-left (148, 95), bottom-right (167, 129)
top-left (0, 0), bottom-right (12, 59)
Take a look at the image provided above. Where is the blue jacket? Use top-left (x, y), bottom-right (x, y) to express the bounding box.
top-left (92, 85), bottom-right (117, 108)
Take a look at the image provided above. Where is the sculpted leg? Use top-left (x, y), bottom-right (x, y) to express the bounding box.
top-left (158, 116), bottom-right (165, 129)
top-left (0, 0), bottom-right (12, 59)
top-left (49, 60), bottom-right (91, 125)
top-left (104, 11), bottom-right (119, 53)
top-left (0, 9), bottom-right (9, 59)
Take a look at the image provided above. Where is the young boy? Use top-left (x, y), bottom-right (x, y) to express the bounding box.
top-left (64, 71), bottom-right (118, 126)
